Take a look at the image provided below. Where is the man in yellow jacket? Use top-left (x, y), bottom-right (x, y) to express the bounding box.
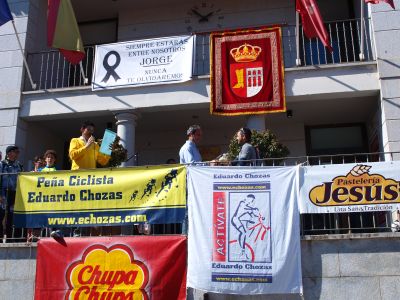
top-left (69, 121), bottom-right (110, 170)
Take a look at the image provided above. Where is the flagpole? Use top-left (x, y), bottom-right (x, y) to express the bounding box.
top-left (359, 0), bottom-right (365, 61)
top-left (79, 62), bottom-right (88, 84)
top-left (296, 11), bottom-right (301, 66)
top-left (11, 20), bottom-right (36, 89)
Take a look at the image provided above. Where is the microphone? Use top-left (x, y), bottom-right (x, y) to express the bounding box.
top-left (85, 135), bottom-right (96, 147)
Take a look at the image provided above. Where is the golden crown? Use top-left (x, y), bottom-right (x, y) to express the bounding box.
top-left (230, 43), bottom-right (262, 62)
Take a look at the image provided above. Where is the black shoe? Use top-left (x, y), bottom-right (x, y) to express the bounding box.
top-left (50, 230), bottom-right (64, 239)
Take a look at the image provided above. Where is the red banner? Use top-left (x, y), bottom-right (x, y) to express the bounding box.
top-left (210, 27), bottom-right (286, 116)
top-left (213, 192), bottom-right (226, 262)
top-left (35, 236), bottom-right (187, 300)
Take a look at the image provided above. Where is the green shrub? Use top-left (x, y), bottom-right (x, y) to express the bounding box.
top-left (97, 136), bottom-right (128, 167)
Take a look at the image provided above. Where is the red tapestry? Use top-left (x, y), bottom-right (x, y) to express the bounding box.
top-left (210, 27), bottom-right (286, 115)
top-left (35, 236), bottom-right (187, 300)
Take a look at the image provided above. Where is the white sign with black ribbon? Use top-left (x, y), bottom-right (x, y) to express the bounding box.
top-left (92, 35), bottom-right (194, 90)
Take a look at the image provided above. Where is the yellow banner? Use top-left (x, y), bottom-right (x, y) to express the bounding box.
top-left (14, 165), bottom-right (186, 227)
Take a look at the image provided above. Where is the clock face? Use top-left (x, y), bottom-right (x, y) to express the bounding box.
top-left (185, 2), bottom-right (224, 32)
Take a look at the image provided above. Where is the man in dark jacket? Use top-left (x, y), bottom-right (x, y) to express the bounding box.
top-left (232, 128), bottom-right (258, 166)
top-left (0, 145), bottom-right (23, 241)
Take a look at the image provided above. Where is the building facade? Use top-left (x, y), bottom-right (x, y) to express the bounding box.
top-left (0, 1), bottom-right (400, 299)
top-left (1, 0), bottom-right (398, 169)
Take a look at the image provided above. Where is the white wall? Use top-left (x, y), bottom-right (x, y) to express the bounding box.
top-left (118, 0), bottom-right (294, 40)
top-left (0, 0), bottom-right (30, 158)
top-left (370, 0), bottom-right (400, 158)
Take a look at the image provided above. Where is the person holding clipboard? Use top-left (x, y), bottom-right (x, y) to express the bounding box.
top-left (69, 121), bottom-right (111, 170)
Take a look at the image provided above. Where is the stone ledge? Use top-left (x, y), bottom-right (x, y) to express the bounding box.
top-left (0, 242), bottom-right (37, 248)
top-left (285, 61), bottom-right (377, 72)
top-left (0, 232), bottom-right (398, 248)
top-left (302, 232), bottom-right (400, 241)
top-left (22, 61), bottom-right (378, 95)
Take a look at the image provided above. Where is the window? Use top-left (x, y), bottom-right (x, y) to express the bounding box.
top-left (306, 124), bottom-right (368, 164)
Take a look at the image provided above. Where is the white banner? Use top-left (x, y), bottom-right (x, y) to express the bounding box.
top-left (187, 166), bottom-right (302, 295)
top-left (92, 35), bottom-right (194, 90)
top-left (299, 161), bottom-right (400, 214)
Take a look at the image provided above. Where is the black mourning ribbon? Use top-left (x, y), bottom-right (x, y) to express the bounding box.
top-left (101, 51), bottom-right (121, 83)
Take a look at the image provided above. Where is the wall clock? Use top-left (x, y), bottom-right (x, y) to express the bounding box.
top-left (185, 2), bottom-right (224, 32)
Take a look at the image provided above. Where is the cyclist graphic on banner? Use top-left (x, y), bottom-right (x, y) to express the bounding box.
top-left (229, 193), bottom-right (271, 263)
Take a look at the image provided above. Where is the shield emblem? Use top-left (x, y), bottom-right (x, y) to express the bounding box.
top-left (230, 61), bottom-right (264, 98)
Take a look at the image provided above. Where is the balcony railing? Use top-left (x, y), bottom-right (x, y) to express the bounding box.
top-left (297, 18), bottom-right (374, 66)
top-left (23, 18), bottom-right (375, 91)
top-left (3, 151), bottom-right (398, 244)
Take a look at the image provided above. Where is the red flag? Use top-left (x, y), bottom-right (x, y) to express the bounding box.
top-left (296, 0), bottom-right (333, 52)
top-left (365, 0), bottom-right (395, 9)
top-left (47, 0), bottom-right (85, 65)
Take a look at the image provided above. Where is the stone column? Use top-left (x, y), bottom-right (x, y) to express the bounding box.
top-left (370, 4), bottom-right (400, 222)
top-left (114, 111), bottom-right (140, 167)
top-left (246, 115), bottom-right (266, 131)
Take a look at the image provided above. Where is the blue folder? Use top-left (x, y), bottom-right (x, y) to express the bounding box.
top-left (99, 129), bottom-right (117, 155)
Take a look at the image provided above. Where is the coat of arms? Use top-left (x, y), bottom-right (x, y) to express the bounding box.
top-left (210, 27), bottom-right (286, 115)
top-left (229, 43), bottom-right (264, 98)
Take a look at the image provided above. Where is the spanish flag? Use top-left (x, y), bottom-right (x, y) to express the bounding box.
top-left (47, 0), bottom-right (85, 65)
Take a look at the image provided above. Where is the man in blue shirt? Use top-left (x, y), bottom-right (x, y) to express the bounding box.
top-left (179, 125), bottom-right (202, 234)
top-left (179, 125), bottom-right (202, 164)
